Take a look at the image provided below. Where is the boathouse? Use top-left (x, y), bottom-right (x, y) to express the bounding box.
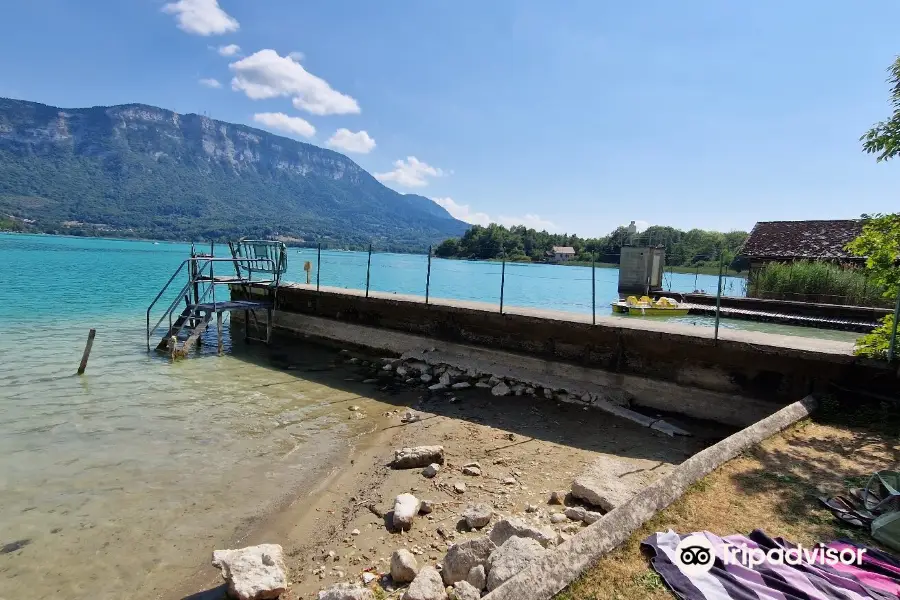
top-left (739, 219), bottom-right (865, 278)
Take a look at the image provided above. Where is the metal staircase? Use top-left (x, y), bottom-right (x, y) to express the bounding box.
top-left (146, 240), bottom-right (287, 356)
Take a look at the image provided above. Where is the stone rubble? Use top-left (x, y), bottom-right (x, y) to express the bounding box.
top-left (451, 580), bottom-right (481, 600)
top-left (485, 536), bottom-right (546, 591)
top-left (392, 446), bottom-right (445, 469)
top-left (462, 504), bottom-right (493, 530)
top-left (317, 582), bottom-right (376, 600)
top-left (441, 537), bottom-right (495, 586)
top-left (390, 549), bottom-right (419, 584)
top-left (403, 566), bottom-right (448, 600)
top-left (211, 544), bottom-right (287, 600)
top-left (393, 493), bottom-right (422, 531)
top-left (488, 517), bottom-right (555, 548)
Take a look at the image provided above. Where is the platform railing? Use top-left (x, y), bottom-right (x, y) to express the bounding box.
top-left (146, 256), bottom-right (277, 351)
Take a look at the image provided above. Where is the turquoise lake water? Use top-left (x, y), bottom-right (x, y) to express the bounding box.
top-left (0, 233), bottom-right (859, 599)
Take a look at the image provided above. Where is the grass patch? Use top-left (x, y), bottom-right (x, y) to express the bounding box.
top-left (748, 260), bottom-right (889, 306)
top-left (555, 416), bottom-right (898, 599)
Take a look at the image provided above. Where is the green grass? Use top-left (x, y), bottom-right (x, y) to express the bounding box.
top-left (748, 260), bottom-right (889, 307)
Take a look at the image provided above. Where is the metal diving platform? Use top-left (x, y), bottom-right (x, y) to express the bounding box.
top-left (146, 240), bottom-right (288, 356)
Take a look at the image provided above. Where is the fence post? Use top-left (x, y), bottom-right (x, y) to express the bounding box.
top-left (426, 245), bottom-right (432, 305)
top-left (365, 243), bottom-right (372, 298)
top-left (888, 292), bottom-right (900, 363)
top-left (500, 258), bottom-right (506, 314)
top-left (714, 250), bottom-right (724, 344)
top-left (316, 243), bottom-right (321, 292)
top-left (592, 253), bottom-right (596, 325)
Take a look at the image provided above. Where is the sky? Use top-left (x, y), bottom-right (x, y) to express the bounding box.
top-left (1, 0), bottom-right (899, 237)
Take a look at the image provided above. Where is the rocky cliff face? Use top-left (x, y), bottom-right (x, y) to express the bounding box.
top-left (0, 98), bottom-right (466, 247)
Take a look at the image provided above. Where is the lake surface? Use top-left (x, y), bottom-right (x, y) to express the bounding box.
top-left (0, 234), bottom-right (859, 598)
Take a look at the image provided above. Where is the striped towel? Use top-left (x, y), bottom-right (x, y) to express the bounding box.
top-left (642, 530), bottom-right (900, 600)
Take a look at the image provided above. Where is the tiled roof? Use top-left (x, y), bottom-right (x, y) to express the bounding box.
top-left (552, 246), bottom-right (576, 254)
top-left (739, 220), bottom-right (864, 260)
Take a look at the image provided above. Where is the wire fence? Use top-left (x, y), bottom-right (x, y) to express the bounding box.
top-left (284, 244), bottom-right (899, 360)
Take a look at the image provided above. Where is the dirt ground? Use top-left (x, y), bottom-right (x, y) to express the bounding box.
top-left (173, 346), bottom-right (731, 600)
top-left (556, 415), bottom-right (900, 600)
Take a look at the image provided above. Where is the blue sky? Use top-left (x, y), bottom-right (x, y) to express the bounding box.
top-left (2, 1), bottom-right (899, 237)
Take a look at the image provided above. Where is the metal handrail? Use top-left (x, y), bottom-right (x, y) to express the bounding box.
top-left (146, 256), bottom-right (277, 351)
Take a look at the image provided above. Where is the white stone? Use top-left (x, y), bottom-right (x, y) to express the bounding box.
top-left (451, 580), bottom-right (480, 600)
top-left (396, 366), bottom-right (408, 377)
top-left (453, 482), bottom-right (466, 494)
top-left (491, 382), bottom-right (511, 397)
top-left (475, 382), bottom-right (492, 389)
top-left (486, 536), bottom-right (546, 591)
top-left (390, 549), bottom-right (419, 584)
top-left (488, 376), bottom-right (501, 386)
top-left (549, 513), bottom-right (567, 524)
top-left (392, 446), bottom-right (445, 469)
top-left (570, 455), bottom-right (644, 511)
top-left (465, 564), bottom-right (486, 591)
top-left (429, 383), bottom-right (447, 391)
top-left (462, 466), bottom-right (482, 477)
top-left (441, 537), bottom-right (495, 585)
top-left (383, 363), bottom-right (394, 371)
top-left (439, 372), bottom-right (451, 385)
top-left (318, 582), bottom-right (375, 600)
top-left (403, 566), bottom-right (447, 600)
top-left (422, 463), bottom-right (441, 478)
top-left (488, 517), bottom-right (555, 548)
top-left (583, 510), bottom-right (603, 525)
top-left (543, 388), bottom-right (554, 399)
top-left (463, 504), bottom-right (492, 529)
top-left (212, 544), bottom-right (287, 600)
top-left (393, 493), bottom-right (422, 531)
top-left (564, 506), bottom-right (586, 521)
top-left (451, 382), bottom-right (471, 390)
top-left (420, 374), bottom-right (433, 384)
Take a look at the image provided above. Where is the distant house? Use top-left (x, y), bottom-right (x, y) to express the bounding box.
top-left (739, 219), bottom-right (865, 277)
top-left (551, 246), bottom-right (576, 262)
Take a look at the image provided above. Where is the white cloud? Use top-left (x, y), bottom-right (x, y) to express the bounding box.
top-left (252, 112), bottom-right (316, 138)
top-left (375, 156), bottom-right (444, 188)
top-left (288, 51), bottom-right (305, 62)
top-left (432, 197), bottom-right (559, 231)
top-left (162, 0), bottom-right (239, 36)
top-left (498, 213), bottom-right (559, 231)
top-left (198, 78), bottom-right (222, 88)
top-left (230, 49), bottom-right (360, 116)
top-left (326, 128), bottom-right (376, 154)
top-left (217, 43), bottom-right (241, 56)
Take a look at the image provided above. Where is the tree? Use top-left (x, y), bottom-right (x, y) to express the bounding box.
top-left (849, 55), bottom-right (900, 358)
top-left (861, 56), bottom-right (900, 161)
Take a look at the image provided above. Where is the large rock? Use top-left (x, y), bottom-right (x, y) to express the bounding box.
top-left (486, 536), bottom-right (546, 591)
top-left (570, 455), bottom-right (652, 511)
top-left (491, 382), bottom-right (511, 396)
top-left (463, 504), bottom-right (492, 529)
top-left (391, 549), bottom-right (419, 584)
top-left (488, 517), bottom-right (555, 548)
top-left (392, 446), bottom-right (445, 469)
top-left (211, 544), bottom-right (287, 600)
top-left (318, 583), bottom-right (375, 600)
top-left (465, 565), bottom-right (486, 591)
top-left (403, 566), bottom-right (448, 600)
top-left (393, 493), bottom-right (422, 531)
top-left (441, 537), bottom-right (495, 585)
top-left (451, 580), bottom-right (480, 600)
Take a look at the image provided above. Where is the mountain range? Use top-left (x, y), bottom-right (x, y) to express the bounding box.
top-left (0, 98), bottom-right (468, 249)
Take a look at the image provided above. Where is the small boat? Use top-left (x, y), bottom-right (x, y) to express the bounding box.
top-left (611, 295), bottom-right (690, 317)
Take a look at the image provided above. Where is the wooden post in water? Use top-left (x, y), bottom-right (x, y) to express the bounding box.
top-left (216, 311), bottom-right (224, 355)
top-left (425, 245), bottom-right (432, 305)
top-left (365, 243), bottom-right (372, 298)
top-left (77, 329), bottom-right (96, 375)
top-left (316, 243), bottom-right (321, 292)
top-left (591, 253), bottom-right (596, 325)
top-left (714, 251), bottom-right (724, 344)
top-left (500, 259), bottom-right (506, 314)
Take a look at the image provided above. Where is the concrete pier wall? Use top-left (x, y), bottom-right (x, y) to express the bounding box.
top-left (233, 285), bottom-right (894, 413)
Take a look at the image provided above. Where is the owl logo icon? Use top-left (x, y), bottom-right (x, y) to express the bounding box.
top-left (675, 535), bottom-right (716, 574)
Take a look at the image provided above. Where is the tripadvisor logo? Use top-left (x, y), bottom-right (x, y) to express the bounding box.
top-left (674, 534), bottom-right (865, 574)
